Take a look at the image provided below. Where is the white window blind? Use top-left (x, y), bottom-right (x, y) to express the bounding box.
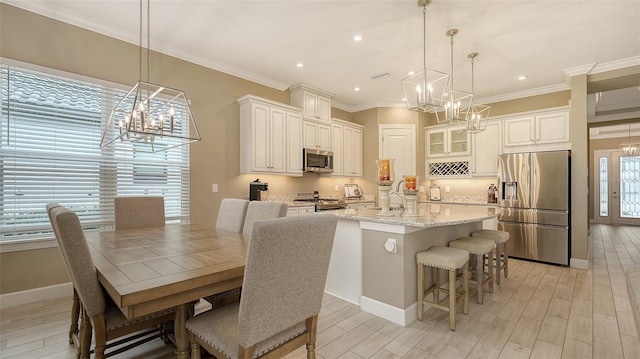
top-left (0, 64), bottom-right (190, 242)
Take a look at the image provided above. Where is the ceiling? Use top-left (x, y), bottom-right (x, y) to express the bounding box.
top-left (3, 0), bottom-right (640, 112)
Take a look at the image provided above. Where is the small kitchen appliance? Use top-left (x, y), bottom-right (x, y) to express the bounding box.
top-left (294, 192), bottom-right (347, 211)
top-left (303, 148), bottom-right (334, 173)
top-left (249, 179), bottom-right (268, 201)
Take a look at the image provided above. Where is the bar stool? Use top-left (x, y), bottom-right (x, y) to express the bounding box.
top-left (448, 237), bottom-right (494, 304)
top-left (417, 246), bottom-right (469, 331)
top-left (472, 229), bottom-right (509, 285)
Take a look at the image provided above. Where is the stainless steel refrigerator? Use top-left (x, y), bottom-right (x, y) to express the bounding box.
top-left (498, 150), bottom-right (570, 265)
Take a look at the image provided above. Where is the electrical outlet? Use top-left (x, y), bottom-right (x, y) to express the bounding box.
top-left (334, 184), bottom-right (339, 192)
top-left (445, 186), bottom-right (450, 193)
top-left (212, 184), bottom-right (218, 192)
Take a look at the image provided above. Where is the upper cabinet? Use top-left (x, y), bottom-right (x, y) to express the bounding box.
top-left (238, 95), bottom-right (303, 177)
top-left (303, 120), bottom-right (331, 151)
top-left (290, 83), bottom-right (332, 123)
top-left (472, 120), bottom-right (502, 177)
top-left (426, 126), bottom-right (471, 158)
top-left (332, 119), bottom-right (363, 177)
top-left (503, 108), bottom-right (570, 152)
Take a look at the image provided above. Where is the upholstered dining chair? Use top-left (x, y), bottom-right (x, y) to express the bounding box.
top-left (187, 214), bottom-right (338, 359)
top-left (46, 203), bottom-right (80, 345)
top-left (113, 196), bottom-right (165, 230)
top-left (47, 203), bottom-right (176, 359)
top-left (215, 198), bottom-right (250, 233)
top-left (241, 201), bottom-right (288, 237)
top-left (204, 200), bottom-right (286, 308)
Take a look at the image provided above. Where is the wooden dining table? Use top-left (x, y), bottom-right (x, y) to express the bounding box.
top-left (84, 223), bottom-right (248, 358)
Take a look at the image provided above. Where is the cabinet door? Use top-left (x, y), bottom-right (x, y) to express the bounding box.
top-left (536, 111), bottom-right (570, 144)
top-left (448, 129), bottom-right (470, 156)
top-left (352, 128), bottom-right (363, 176)
top-left (316, 95), bottom-right (331, 123)
top-left (343, 126), bottom-right (355, 176)
top-left (252, 103), bottom-right (271, 172)
top-left (473, 121), bottom-right (501, 176)
top-left (269, 107), bottom-right (287, 173)
top-left (303, 120), bottom-right (318, 149)
top-left (317, 123), bottom-right (332, 151)
top-left (504, 116), bottom-right (535, 147)
top-left (426, 129), bottom-right (446, 157)
top-left (331, 123), bottom-right (344, 176)
top-left (287, 111), bottom-right (303, 174)
top-left (303, 92), bottom-right (317, 120)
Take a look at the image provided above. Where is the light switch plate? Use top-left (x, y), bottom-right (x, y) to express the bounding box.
top-left (212, 184), bottom-right (218, 192)
top-left (445, 186), bottom-right (450, 193)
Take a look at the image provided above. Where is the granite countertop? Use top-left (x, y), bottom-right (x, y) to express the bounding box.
top-left (329, 203), bottom-right (499, 228)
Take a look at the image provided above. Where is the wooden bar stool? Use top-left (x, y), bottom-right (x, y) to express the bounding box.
top-left (417, 246), bottom-right (469, 331)
top-left (472, 229), bottom-right (509, 285)
top-left (448, 237), bottom-right (495, 304)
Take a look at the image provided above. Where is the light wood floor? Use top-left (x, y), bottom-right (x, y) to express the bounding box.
top-left (1, 224), bottom-right (639, 359)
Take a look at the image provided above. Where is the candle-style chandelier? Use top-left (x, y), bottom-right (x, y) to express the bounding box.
top-left (457, 52), bottom-right (491, 133)
top-left (439, 29), bottom-right (473, 124)
top-left (100, 0), bottom-right (200, 153)
top-left (620, 123), bottom-right (640, 157)
top-left (401, 0), bottom-right (450, 114)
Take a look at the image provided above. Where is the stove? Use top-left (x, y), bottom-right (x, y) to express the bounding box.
top-left (294, 192), bottom-right (347, 211)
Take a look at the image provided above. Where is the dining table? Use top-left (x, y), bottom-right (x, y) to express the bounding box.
top-left (84, 223), bottom-right (248, 358)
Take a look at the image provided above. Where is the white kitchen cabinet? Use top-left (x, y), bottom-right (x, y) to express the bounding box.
top-left (238, 95), bottom-right (303, 176)
top-left (286, 205), bottom-right (315, 216)
top-left (332, 118), bottom-right (363, 177)
top-left (472, 120), bottom-right (502, 177)
top-left (290, 83), bottom-right (332, 123)
top-left (303, 119), bottom-right (331, 151)
top-left (503, 109), bottom-right (570, 151)
top-left (426, 126), bottom-right (471, 157)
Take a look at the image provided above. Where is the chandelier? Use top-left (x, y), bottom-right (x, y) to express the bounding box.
top-left (457, 53), bottom-right (490, 133)
top-left (401, 0), bottom-right (449, 114)
top-left (439, 29), bottom-right (473, 124)
top-left (100, 0), bottom-right (201, 153)
top-left (620, 123), bottom-right (640, 156)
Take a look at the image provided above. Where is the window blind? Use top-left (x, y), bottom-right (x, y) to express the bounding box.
top-left (0, 64), bottom-right (190, 241)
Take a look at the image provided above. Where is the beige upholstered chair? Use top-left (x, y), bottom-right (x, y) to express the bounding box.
top-left (241, 201), bottom-right (288, 237)
top-left (471, 229), bottom-right (510, 285)
top-left (187, 214), bottom-right (338, 359)
top-left (113, 196), bottom-right (165, 230)
top-left (47, 204), bottom-right (175, 359)
top-left (46, 203), bottom-right (80, 345)
top-left (215, 199), bottom-right (250, 233)
top-left (449, 236), bottom-right (495, 304)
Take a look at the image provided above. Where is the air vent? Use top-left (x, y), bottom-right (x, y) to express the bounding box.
top-left (369, 72), bottom-right (390, 80)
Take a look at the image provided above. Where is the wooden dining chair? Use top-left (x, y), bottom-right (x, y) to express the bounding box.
top-left (204, 200), bottom-right (286, 308)
top-left (241, 201), bottom-right (288, 237)
top-left (47, 203), bottom-right (176, 359)
top-left (215, 198), bottom-right (250, 233)
top-left (187, 214), bottom-right (338, 359)
top-left (113, 196), bottom-right (165, 230)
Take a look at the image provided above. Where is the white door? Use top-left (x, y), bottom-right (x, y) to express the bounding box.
top-left (594, 150), bottom-right (640, 225)
top-left (379, 125), bottom-right (416, 205)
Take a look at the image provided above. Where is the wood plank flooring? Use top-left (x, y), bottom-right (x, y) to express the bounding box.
top-left (1, 224), bottom-right (639, 358)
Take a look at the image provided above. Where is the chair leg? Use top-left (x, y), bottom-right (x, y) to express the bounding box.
top-left (503, 242), bottom-right (509, 278)
top-left (475, 254), bottom-right (483, 304)
top-left (70, 288), bottom-right (80, 344)
top-left (79, 312), bottom-right (92, 359)
top-left (448, 268), bottom-right (456, 331)
top-left (462, 262), bottom-right (469, 315)
top-left (434, 267), bottom-right (441, 304)
top-left (417, 263), bottom-right (424, 321)
top-left (495, 243), bottom-right (502, 285)
top-left (190, 335), bottom-right (201, 359)
top-left (487, 249), bottom-right (494, 294)
top-left (306, 315), bottom-right (318, 359)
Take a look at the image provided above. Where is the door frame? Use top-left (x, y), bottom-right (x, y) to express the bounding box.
top-left (593, 149), bottom-right (640, 225)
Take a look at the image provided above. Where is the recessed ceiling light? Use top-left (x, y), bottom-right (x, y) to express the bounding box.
top-left (296, 62), bottom-right (304, 68)
top-left (408, 71), bottom-right (416, 76)
top-left (353, 34), bottom-right (363, 42)
top-left (353, 87), bottom-right (360, 91)
top-left (402, 97), bottom-right (407, 102)
top-left (518, 75), bottom-right (527, 80)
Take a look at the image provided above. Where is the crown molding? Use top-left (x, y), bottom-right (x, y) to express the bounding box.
top-left (563, 63), bottom-right (597, 78)
top-left (590, 56), bottom-right (640, 74)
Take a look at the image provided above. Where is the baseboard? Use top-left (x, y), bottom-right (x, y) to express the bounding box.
top-left (0, 282), bottom-right (72, 309)
top-left (570, 258), bottom-right (589, 270)
top-left (360, 296), bottom-right (416, 327)
top-left (324, 290), bottom-right (360, 306)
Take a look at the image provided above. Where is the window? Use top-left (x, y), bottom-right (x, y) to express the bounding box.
top-left (0, 63), bottom-right (190, 243)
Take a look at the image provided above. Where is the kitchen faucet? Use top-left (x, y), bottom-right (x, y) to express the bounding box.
top-left (389, 179), bottom-right (405, 211)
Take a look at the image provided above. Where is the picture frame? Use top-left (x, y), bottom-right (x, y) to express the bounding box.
top-left (344, 184), bottom-right (362, 199)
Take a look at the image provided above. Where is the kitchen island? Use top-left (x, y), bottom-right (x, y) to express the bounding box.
top-left (324, 203), bottom-right (499, 326)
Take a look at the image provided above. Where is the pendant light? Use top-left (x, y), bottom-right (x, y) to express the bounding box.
top-left (620, 123), bottom-right (640, 156)
top-left (100, 0), bottom-right (201, 153)
top-left (457, 52), bottom-right (490, 133)
top-left (439, 29), bottom-right (473, 124)
top-left (401, 0), bottom-right (449, 114)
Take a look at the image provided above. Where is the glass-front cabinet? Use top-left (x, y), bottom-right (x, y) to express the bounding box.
top-left (426, 127), bottom-right (471, 157)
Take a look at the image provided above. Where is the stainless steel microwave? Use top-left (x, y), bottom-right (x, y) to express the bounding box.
top-left (303, 148), bottom-right (333, 173)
